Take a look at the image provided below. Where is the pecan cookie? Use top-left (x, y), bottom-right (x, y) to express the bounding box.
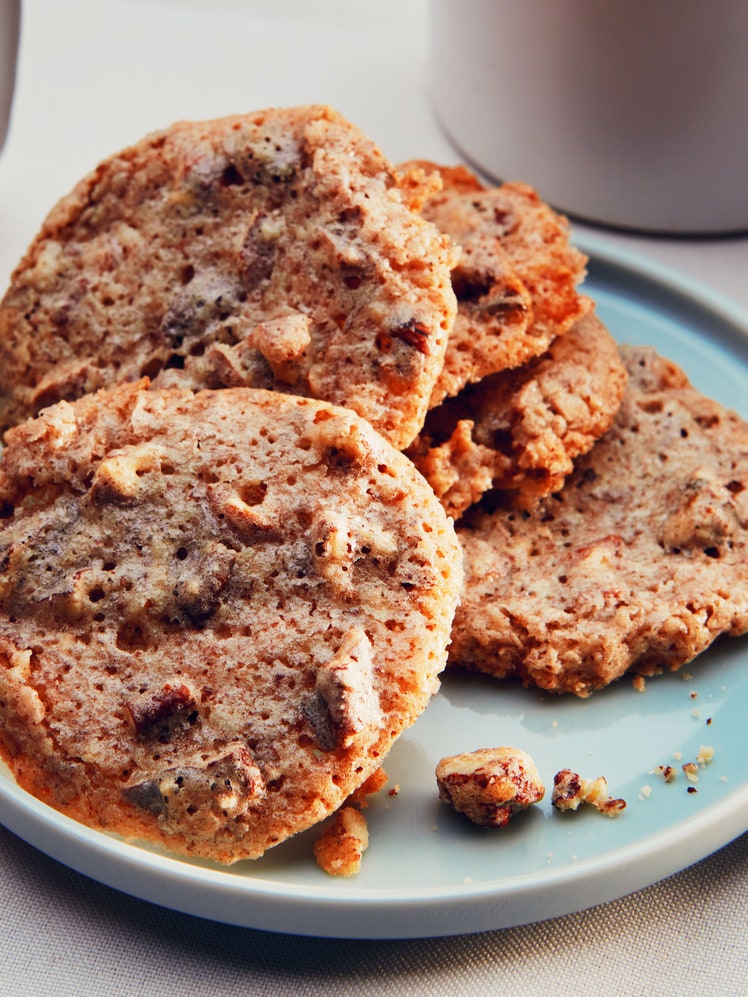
top-left (399, 162), bottom-right (591, 407)
top-left (0, 382), bottom-right (462, 862)
top-left (451, 347), bottom-right (748, 696)
top-left (0, 106), bottom-right (457, 448)
top-left (408, 310), bottom-right (627, 519)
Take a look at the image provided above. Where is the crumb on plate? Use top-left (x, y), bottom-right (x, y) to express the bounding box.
top-left (313, 806), bottom-right (369, 877)
top-left (435, 746), bottom-right (545, 827)
top-left (551, 769), bottom-right (626, 817)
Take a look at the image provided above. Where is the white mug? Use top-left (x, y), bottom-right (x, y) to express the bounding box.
top-left (429, 0), bottom-right (748, 234)
top-left (1, 0), bottom-right (20, 153)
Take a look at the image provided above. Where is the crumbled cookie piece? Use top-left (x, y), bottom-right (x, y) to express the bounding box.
top-left (314, 806), bottom-right (369, 877)
top-left (408, 310), bottom-right (626, 517)
top-left (551, 769), bottom-right (626, 817)
top-left (435, 746), bottom-right (544, 827)
top-left (696, 745), bottom-right (715, 767)
top-left (652, 764), bottom-right (677, 783)
top-left (680, 746), bottom-right (716, 785)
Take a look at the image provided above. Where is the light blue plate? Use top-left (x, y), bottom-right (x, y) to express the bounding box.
top-left (1, 237), bottom-right (747, 938)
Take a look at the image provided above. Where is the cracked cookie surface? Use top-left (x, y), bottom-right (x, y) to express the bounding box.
top-left (450, 346), bottom-right (748, 696)
top-left (0, 106), bottom-right (457, 448)
top-left (0, 382), bottom-right (462, 862)
top-left (408, 310), bottom-right (627, 519)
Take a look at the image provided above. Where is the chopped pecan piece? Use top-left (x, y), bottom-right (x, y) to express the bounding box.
top-left (312, 628), bottom-right (382, 749)
top-left (240, 210), bottom-right (281, 285)
top-left (123, 743), bottom-right (265, 829)
top-left (376, 318), bottom-right (432, 356)
top-left (124, 682), bottom-right (197, 741)
top-left (160, 273), bottom-right (243, 345)
top-left (660, 469), bottom-right (740, 556)
top-left (89, 442), bottom-right (169, 502)
top-left (247, 312), bottom-right (311, 383)
top-left (171, 541), bottom-right (235, 621)
top-left (313, 806), bottom-right (369, 877)
top-left (552, 768), bottom-right (626, 817)
top-left (436, 746), bottom-right (545, 827)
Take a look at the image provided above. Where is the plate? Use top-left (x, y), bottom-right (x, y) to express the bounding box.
top-left (1, 237), bottom-right (748, 939)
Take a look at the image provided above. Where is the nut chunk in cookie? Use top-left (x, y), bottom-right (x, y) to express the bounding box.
top-left (436, 746), bottom-right (544, 827)
top-left (0, 106), bottom-right (458, 448)
top-left (0, 382), bottom-right (463, 863)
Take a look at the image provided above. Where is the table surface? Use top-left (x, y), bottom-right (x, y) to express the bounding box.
top-left (1, 2), bottom-right (747, 995)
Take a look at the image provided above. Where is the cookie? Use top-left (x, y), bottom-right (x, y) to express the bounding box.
top-left (0, 381), bottom-right (462, 862)
top-left (0, 106), bottom-right (457, 448)
top-left (399, 162), bottom-right (591, 407)
top-left (408, 310), bottom-right (627, 519)
top-left (450, 346), bottom-right (748, 696)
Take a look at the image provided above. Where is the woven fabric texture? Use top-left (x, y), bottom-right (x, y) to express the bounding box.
top-left (1, 824), bottom-right (745, 997)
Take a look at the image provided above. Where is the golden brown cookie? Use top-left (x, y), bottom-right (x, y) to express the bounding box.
top-left (0, 382), bottom-right (462, 862)
top-left (399, 162), bottom-right (591, 407)
top-left (408, 310), bottom-right (627, 518)
top-left (450, 346), bottom-right (748, 696)
top-left (0, 106), bottom-right (457, 448)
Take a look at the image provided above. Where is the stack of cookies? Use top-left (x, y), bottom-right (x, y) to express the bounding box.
top-left (0, 105), bottom-right (746, 863)
top-left (0, 107), bottom-right (464, 863)
top-left (398, 161), bottom-right (748, 698)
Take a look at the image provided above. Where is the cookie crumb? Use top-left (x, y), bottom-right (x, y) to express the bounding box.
top-left (436, 746), bottom-right (544, 827)
top-left (652, 765), bottom-right (677, 783)
top-left (696, 745), bottom-right (715, 767)
top-left (314, 806), bottom-right (369, 877)
top-left (552, 769), bottom-right (626, 817)
top-left (682, 762), bottom-right (699, 783)
top-left (632, 675), bottom-right (646, 693)
top-left (638, 784), bottom-right (653, 800)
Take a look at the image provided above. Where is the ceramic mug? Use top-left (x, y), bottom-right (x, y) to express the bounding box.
top-left (1, 0), bottom-right (20, 153)
top-left (429, 0), bottom-right (748, 234)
